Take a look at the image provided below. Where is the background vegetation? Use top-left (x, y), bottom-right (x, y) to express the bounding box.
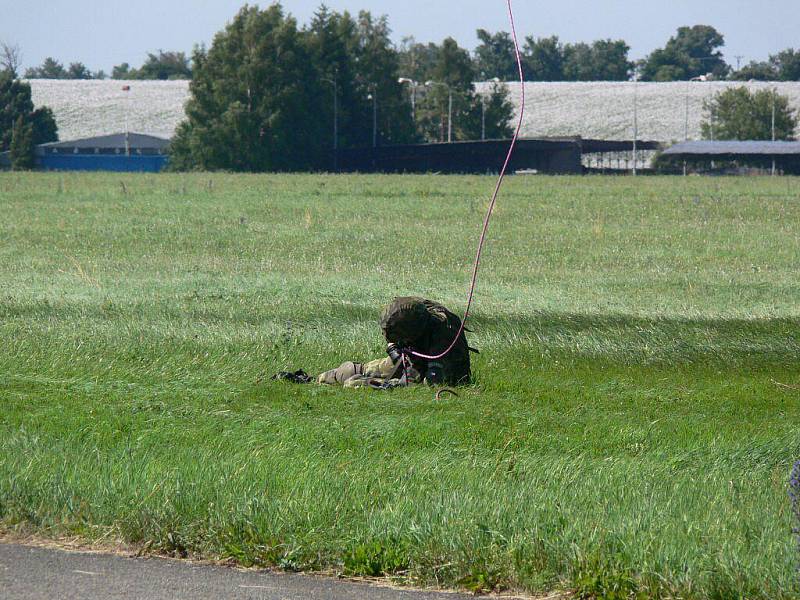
top-left (0, 71), bottom-right (58, 169)
top-left (0, 172), bottom-right (798, 598)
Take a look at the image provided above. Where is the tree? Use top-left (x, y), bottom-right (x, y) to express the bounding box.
top-left (584, 39), bottom-right (632, 80)
top-left (169, 5), bottom-right (327, 171)
top-left (24, 57), bottom-right (102, 79)
top-left (416, 37), bottom-right (475, 142)
top-left (1, 41), bottom-right (22, 76)
top-left (522, 36), bottom-right (563, 81)
top-left (522, 36), bottom-right (630, 81)
top-left (9, 115), bottom-right (35, 170)
top-left (137, 50), bottom-right (192, 80)
top-left (304, 5), bottom-right (360, 154)
top-left (701, 87), bottom-right (797, 141)
top-left (352, 11), bottom-right (416, 146)
top-left (771, 48), bottom-right (800, 81)
top-left (461, 82), bottom-right (514, 140)
top-left (0, 70), bottom-right (58, 152)
top-left (640, 25), bottom-right (729, 81)
top-left (474, 29), bottom-right (517, 80)
top-left (24, 57), bottom-right (67, 79)
top-left (67, 62), bottom-right (92, 79)
top-left (30, 107), bottom-right (59, 145)
top-left (397, 37), bottom-right (439, 83)
top-left (112, 63), bottom-right (132, 79)
top-left (730, 60), bottom-right (777, 81)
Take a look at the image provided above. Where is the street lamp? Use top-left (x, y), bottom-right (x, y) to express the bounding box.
top-left (683, 74), bottom-right (709, 175)
top-left (683, 59), bottom-right (717, 141)
top-left (425, 80), bottom-right (453, 143)
top-left (398, 77), bottom-right (417, 122)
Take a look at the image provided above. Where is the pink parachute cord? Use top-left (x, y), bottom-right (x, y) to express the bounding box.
top-left (410, 0), bottom-right (525, 362)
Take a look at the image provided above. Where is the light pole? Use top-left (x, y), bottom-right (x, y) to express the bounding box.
top-left (121, 84), bottom-right (131, 156)
top-left (425, 80), bottom-right (453, 143)
top-left (684, 75), bottom-right (707, 175)
top-left (398, 77), bottom-right (417, 122)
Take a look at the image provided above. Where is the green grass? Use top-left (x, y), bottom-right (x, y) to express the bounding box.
top-left (1, 172), bottom-right (799, 598)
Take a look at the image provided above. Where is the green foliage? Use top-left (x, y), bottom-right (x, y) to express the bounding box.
top-left (0, 71), bottom-right (58, 153)
top-left (347, 11), bottom-right (416, 146)
top-left (29, 107), bottom-right (58, 145)
top-left (1, 173), bottom-right (799, 599)
top-left (9, 115), bottom-right (34, 170)
top-left (459, 82), bottom-right (514, 141)
top-left (66, 62), bottom-right (92, 80)
top-left (112, 63), bottom-right (132, 79)
top-left (112, 51), bottom-right (192, 80)
top-left (521, 36), bottom-right (632, 81)
top-left (397, 37), bottom-right (439, 83)
top-left (771, 48), bottom-right (800, 81)
top-left (640, 25), bottom-right (729, 81)
top-left (522, 36), bottom-right (563, 81)
top-left (169, 5), bottom-right (326, 171)
top-left (170, 4), bottom-right (418, 171)
top-left (24, 57), bottom-right (67, 79)
top-left (138, 50), bottom-right (192, 80)
top-left (24, 57), bottom-right (102, 80)
top-left (396, 35), bottom-right (513, 143)
top-left (474, 29), bottom-right (518, 80)
top-left (458, 567), bottom-right (506, 594)
top-left (563, 40), bottom-right (632, 81)
top-left (414, 37), bottom-right (476, 143)
top-left (343, 539), bottom-right (410, 576)
top-left (730, 49), bottom-right (800, 82)
top-left (701, 86), bottom-right (798, 140)
top-left (730, 60), bottom-right (779, 81)
top-left (573, 564), bottom-right (641, 600)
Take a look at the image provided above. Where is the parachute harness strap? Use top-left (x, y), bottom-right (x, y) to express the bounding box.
top-left (410, 0), bottom-right (525, 362)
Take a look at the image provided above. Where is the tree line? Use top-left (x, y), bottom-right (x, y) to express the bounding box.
top-left (168, 5), bottom-right (513, 171)
top-left (13, 17), bottom-right (800, 85)
top-left (466, 25), bottom-right (800, 82)
top-left (17, 51), bottom-right (192, 81)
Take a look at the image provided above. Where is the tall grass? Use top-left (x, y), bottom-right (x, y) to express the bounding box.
top-left (1, 173), bottom-right (799, 598)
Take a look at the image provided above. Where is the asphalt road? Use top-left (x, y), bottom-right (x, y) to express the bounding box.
top-left (0, 542), bottom-right (479, 600)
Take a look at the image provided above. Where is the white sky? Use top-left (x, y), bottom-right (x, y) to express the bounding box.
top-left (2, 0), bottom-right (798, 73)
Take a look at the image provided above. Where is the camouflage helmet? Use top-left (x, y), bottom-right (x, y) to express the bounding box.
top-left (379, 296), bottom-right (432, 346)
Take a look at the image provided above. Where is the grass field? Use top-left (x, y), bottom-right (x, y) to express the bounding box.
top-left (1, 172), bottom-right (799, 598)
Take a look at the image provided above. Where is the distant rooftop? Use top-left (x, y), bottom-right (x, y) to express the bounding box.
top-left (663, 140), bottom-right (800, 156)
top-left (40, 132), bottom-right (170, 151)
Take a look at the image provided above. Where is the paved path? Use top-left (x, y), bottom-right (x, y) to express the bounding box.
top-left (0, 542), bottom-right (478, 600)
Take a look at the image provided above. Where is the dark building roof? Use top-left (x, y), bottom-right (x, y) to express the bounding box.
top-left (663, 140), bottom-right (800, 156)
top-left (34, 132), bottom-right (170, 157)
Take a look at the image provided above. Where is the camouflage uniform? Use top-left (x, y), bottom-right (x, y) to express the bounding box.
top-left (318, 297), bottom-right (474, 388)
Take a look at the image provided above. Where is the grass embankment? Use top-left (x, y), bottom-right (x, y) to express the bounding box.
top-left (1, 173), bottom-right (799, 598)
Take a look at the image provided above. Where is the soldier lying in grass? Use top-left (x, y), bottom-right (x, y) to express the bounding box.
top-left (316, 296), bottom-right (476, 389)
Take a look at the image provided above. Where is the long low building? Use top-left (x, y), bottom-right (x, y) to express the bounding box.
top-left (1, 132), bottom-right (170, 172)
top-left (661, 140), bottom-right (800, 174)
top-left (338, 137), bottom-right (662, 174)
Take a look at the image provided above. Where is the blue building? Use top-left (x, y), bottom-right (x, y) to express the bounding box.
top-left (1, 132), bottom-right (170, 172)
